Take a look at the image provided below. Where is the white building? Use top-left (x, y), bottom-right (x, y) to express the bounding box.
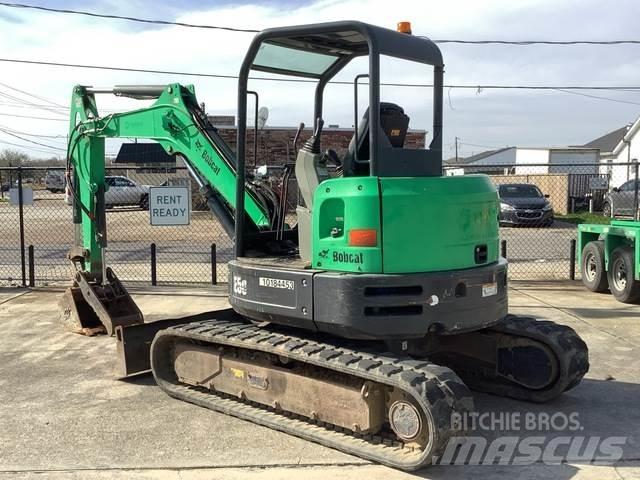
top-left (582, 118), bottom-right (640, 188)
top-left (444, 146), bottom-right (599, 176)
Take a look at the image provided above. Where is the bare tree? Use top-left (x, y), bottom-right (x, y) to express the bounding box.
top-left (0, 149), bottom-right (30, 167)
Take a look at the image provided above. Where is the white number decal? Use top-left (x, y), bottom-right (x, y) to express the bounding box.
top-left (259, 277), bottom-right (295, 290)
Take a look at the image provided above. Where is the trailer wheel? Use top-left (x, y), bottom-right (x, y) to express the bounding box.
top-left (581, 241), bottom-right (608, 292)
top-left (607, 246), bottom-right (640, 304)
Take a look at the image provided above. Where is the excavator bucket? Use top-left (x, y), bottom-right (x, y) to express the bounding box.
top-left (60, 267), bottom-right (143, 336)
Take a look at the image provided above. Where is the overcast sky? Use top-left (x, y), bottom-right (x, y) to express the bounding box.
top-left (1, 0), bottom-right (640, 159)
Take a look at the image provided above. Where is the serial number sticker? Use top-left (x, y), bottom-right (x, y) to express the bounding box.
top-left (259, 277), bottom-right (295, 290)
top-left (482, 282), bottom-right (498, 297)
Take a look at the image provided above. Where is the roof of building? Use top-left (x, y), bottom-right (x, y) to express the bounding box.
top-left (444, 147), bottom-right (514, 165)
top-left (582, 125), bottom-right (630, 153)
top-left (114, 143), bottom-right (174, 164)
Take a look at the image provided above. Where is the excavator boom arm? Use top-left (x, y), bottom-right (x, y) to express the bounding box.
top-left (68, 83), bottom-right (271, 277)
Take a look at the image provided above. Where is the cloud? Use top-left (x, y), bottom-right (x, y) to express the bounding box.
top-left (0, 0), bottom-right (639, 158)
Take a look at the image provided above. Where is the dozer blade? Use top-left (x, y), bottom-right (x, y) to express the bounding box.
top-left (60, 267), bottom-right (143, 336)
top-left (114, 309), bottom-right (238, 379)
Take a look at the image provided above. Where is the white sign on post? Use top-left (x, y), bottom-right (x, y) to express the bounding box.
top-left (9, 187), bottom-right (33, 206)
top-left (588, 177), bottom-right (609, 191)
top-left (149, 186), bottom-right (191, 226)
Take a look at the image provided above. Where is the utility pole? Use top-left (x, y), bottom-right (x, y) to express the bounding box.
top-left (455, 136), bottom-right (459, 163)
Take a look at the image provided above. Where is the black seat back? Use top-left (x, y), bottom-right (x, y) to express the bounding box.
top-left (344, 102), bottom-right (410, 176)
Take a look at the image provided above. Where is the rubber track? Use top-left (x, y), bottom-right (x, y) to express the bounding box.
top-left (453, 315), bottom-right (589, 403)
top-left (150, 318), bottom-right (474, 471)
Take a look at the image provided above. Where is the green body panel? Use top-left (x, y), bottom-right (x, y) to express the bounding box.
top-left (312, 176), bottom-right (382, 273)
top-left (68, 83), bottom-right (270, 277)
top-left (311, 174), bottom-right (499, 274)
top-left (380, 175), bottom-right (499, 273)
top-left (578, 220), bottom-right (640, 280)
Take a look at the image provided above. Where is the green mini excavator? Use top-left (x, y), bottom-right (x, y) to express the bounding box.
top-left (61, 21), bottom-right (589, 470)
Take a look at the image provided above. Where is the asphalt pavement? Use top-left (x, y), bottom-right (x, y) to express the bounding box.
top-left (0, 282), bottom-right (638, 479)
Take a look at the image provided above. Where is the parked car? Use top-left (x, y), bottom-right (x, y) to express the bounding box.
top-left (13, 178), bottom-right (34, 187)
top-left (602, 179), bottom-right (639, 218)
top-left (45, 170), bottom-right (66, 193)
top-left (498, 183), bottom-right (554, 227)
top-left (105, 176), bottom-right (150, 209)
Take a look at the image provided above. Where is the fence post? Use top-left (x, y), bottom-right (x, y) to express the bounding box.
top-left (18, 167), bottom-right (26, 287)
top-left (28, 245), bottom-right (35, 287)
top-left (211, 243), bottom-right (217, 285)
top-left (150, 243), bottom-right (157, 286)
top-left (569, 239), bottom-right (576, 281)
top-left (501, 239), bottom-right (507, 259)
top-left (0, 169), bottom-right (3, 199)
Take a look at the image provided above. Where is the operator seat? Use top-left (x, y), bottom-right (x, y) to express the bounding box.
top-left (343, 102), bottom-right (410, 176)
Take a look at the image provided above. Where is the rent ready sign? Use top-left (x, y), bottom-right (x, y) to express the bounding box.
top-left (149, 186), bottom-right (191, 226)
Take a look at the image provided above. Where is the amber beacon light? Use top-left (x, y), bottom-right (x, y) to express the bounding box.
top-left (397, 21), bottom-right (412, 34)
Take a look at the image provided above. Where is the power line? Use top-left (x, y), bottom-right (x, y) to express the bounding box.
top-left (0, 124), bottom-right (66, 139)
top-left (0, 138), bottom-right (62, 154)
top-left (0, 89), bottom-right (67, 116)
top-left (0, 1), bottom-right (260, 32)
top-left (0, 57), bottom-right (238, 80)
top-left (0, 81), bottom-right (66, 108)
top-left (0, 101), bottom-right (67, 110)
top-left (0, 128), bottom-right (65, 150)
top-left (428, 38), bottom-right (640, 45)
top-left (2, 2), bottom-right (640, 46)
top-left (553, 88), bottom-right (640, 106)
top-left (1, 57), bottom-right (640, 92)
top-left (0, 112), bottom-right (68, 121)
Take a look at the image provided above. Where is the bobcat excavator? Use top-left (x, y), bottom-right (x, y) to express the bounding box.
top-left (61, 21), bottom-right (589, 470)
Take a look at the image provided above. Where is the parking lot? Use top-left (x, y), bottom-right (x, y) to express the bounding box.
top-left (0, 281), bottom-right (638, 479)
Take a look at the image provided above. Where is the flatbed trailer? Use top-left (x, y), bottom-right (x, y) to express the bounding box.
top-left (578, 220), bottom-right (640, 303)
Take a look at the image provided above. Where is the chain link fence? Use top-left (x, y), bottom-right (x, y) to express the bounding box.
top-left (0, 162), bottom-right (637, 287)
top-left (0, 166), bottom-right (233, 287)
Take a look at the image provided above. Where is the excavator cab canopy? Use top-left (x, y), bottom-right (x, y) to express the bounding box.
top-left (235, 21), bottom-right (445, 256)
top-left (249, 21), bottom-right (443, 78)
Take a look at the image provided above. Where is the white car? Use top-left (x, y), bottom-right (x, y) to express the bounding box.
top-left (105, 176), bottom-right (150, 209)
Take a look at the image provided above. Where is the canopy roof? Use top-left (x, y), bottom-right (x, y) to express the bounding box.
top-left (249, 21), bottom-right (443, 79)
